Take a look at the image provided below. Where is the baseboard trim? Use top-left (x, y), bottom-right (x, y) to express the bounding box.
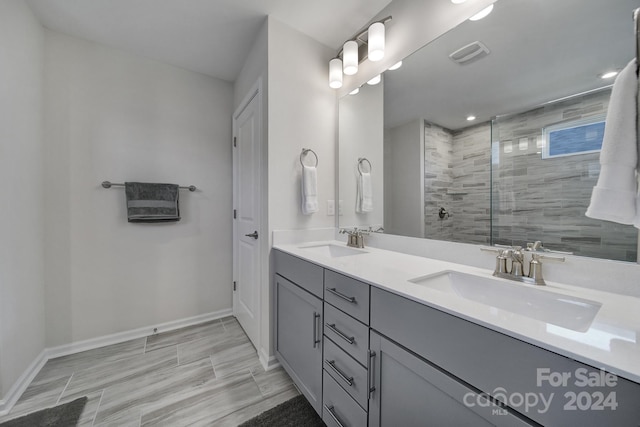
top-left (46, 309), bottom-right (232, 359)
top-left (0, 349), bottom-right (48, 416)
top-left (0, 309), bottom-right (232, 415)
top-left (259, 348), bottom-right (280, 371)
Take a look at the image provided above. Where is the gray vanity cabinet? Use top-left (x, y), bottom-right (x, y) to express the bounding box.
top-left (274, 273), bottom-right (323, 415)
top-left (369, 331), bottom-right (532, 427)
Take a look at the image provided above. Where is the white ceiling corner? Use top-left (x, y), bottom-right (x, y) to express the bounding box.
top-left (26, 0), bottom-right (392, 82)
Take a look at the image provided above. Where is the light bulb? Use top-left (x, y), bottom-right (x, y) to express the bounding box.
top-left (469, 4), bottom-right (494, 21)
top-left (367, 74), bottom-right (381, 85)
top-left (343, 41), bottom-right (359, 75)
top-left (329, 58), bottom-right (343, 89)
top-left (368, 22), bottom-right (385, 62)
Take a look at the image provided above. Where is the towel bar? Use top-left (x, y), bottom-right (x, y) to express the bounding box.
top-left (300, 148), bottom-right (318, 167)
top-left (101, 181), bottom-right (196, 192)
top-left (357, 158), bottom-right (372, 175)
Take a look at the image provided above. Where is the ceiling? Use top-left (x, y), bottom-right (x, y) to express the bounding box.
top-left (26, 0), bottom-right (392, 82)
top-left (384, 0), bottom-right (637, 130)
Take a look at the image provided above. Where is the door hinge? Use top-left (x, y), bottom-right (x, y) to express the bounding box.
top-left (233, 209), bottom-right (237, 219)
top-left (233, 136), bottom-right (237, 147)
top-left (233, 281), bottom-right (237, 291)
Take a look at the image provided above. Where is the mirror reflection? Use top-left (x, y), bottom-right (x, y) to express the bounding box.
top-left (338, 0), bottom-right (639, 262)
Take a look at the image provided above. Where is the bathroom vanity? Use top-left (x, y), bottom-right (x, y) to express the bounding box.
top-left (273, 243), bottom-right (640, 426)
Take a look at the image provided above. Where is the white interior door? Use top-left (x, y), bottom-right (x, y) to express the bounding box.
top-left (232, 85), bottom-right (261, 349)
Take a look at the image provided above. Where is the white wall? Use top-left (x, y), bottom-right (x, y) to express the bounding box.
top-left (384, 119), bottom-right (424, 237)
top-left (43, 31), bottom-right (234, 346)
top-left (266, 17), bottom-right (337, 357)
top-left (0, 0), bottom-right (46, 400)
top-left (339, 82), bottom-right (384, 229)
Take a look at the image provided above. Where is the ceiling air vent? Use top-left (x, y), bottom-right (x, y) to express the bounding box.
top-left (449, 41), bottom-right (490, 65)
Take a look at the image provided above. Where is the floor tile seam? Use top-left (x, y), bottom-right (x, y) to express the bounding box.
top-left (56, 373), bottom-right (74, 404)
top-left (91, 389), bottom-right (105, 427)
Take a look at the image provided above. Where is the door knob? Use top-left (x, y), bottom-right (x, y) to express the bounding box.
top-left (245, 231), bottom-right (259, 239)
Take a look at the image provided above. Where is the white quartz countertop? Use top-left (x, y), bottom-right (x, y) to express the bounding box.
top-left (273, 240), bottom-right (640, 384)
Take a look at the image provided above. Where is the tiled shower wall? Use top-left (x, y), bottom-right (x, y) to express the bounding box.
top-left (492, 88), bottom-right (637, 262)
top-left (423, 88), bottom-right (637, 262)
top-left (423, 121), bottom-right (490, 245)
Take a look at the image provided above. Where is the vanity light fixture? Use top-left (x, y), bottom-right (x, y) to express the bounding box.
top-left (368, 22), bottom-right (385, 62)
top-left (343, 40), bottom-right (359, 75)
top-left (388, 61), bottom-right (403, 71)
top-left (349, 87), bottom-right (360, 95)
top-left (600, 70), bottom-right (619, 79)
top-left (469, 4), bottom-right (494, 21)
top-left (367, 74), bottom-right (381, 85)
top-left (327, 16), bottom-right (392, 89)
top-left (329, 58), bottom-right (343, 89)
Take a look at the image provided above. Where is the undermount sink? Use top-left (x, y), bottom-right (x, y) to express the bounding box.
top-left (299, 243), bottom-right (367, 258)
top-left (409, 270), bottom-right (601, 332)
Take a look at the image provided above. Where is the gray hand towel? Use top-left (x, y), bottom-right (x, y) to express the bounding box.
top-left (125, 182), bottom-right (180, 223)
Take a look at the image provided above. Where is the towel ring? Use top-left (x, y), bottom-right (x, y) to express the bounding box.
top-left (357, 158), bottom-right (372, 175)
top-left (300, 148), bottom-right (318, 167)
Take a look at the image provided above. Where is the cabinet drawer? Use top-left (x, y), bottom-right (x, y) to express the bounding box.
top-left (324, 303), bottom-right (369, 366)
top-left (323, 371), bottom-right (368, 427)
top-left (324, 270), bottom-right (370, 324)
top-left (324, 337), bottom-right (369, 409)
top-left (274, 250), bottom-right (324, 298)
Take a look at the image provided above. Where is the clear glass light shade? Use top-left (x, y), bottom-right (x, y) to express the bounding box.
top-left (329, 58), bottom-right (343, 89)
top-left (367, 74), bottom-right (381, 85)
top-left (368, 22), bottom-right (385, 62)
top-left (343, 41), bottom-right (359, 75)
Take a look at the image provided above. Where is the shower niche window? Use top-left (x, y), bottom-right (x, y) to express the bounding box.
top-left (542, 115), bottom-right (606, 159)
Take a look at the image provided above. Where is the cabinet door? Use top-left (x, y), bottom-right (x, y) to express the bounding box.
top-left (275, 274), bottom-right (323, 415)
top-left (369, 332), bottom-right (533, 427)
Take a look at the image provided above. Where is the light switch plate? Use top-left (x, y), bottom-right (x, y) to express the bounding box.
top-left (327, 200), bottom-right (335, 216)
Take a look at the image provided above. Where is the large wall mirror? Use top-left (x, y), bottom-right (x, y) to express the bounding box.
top-left (338, 0), bottom-right (639, 262)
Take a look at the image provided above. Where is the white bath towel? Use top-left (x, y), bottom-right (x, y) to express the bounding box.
top-left (301, 165), bottom-right (318, 215)
top-left (356, 172), bottom-right (373, 213)
top-left (586, 59), bottom-right (639, 227)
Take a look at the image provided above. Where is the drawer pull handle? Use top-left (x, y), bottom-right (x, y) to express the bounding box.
top-left (325, 323), bottom-right (355, 345)
top-left (313, 312), bottom-right (321, 348)
top-left (324, 405), bottom-right (346, 427)
top-left (326, 287), bottom-right (356, 304)
top-left (368, 350), bottom-right (377, 398)
top-left (325, 359), bottom-right (354, 386)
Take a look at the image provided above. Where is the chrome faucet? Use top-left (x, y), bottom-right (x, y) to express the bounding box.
top-left (481, 242), bottom-right (565, 286)
top-left (339, 227), bottom-right (369, 248)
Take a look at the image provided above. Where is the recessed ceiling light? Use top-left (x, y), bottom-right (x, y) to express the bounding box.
top-left (367, 75), bottom-right (381, 85)
top-left (469, 4), bottom-right (494, 21)
top-left (600, 71), bottom-right (619, 79)
top-left (388, 61), bottom-right (403, 71)
top-left (466, 115), bottom-right (476, 121)
top-left (451, 0), bottom-right (467, 4)
top-left (349, 87), bottom-right (360, 95)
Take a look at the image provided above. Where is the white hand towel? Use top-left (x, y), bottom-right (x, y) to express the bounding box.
top-left (356, 172), bottom-right (373, 213)
top-left (301, 165), bottom-right (318, 215)
top-left (586, 59), bottom-right (638, 227)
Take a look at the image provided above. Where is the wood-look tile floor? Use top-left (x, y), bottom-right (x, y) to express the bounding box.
top-left (0, 317), bottom-right (299, 426)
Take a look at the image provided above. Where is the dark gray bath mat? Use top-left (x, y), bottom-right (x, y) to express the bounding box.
top-left (0, 397), bottom-right (87, 427)
top-left (239, 394), bottom-right (324, 427)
